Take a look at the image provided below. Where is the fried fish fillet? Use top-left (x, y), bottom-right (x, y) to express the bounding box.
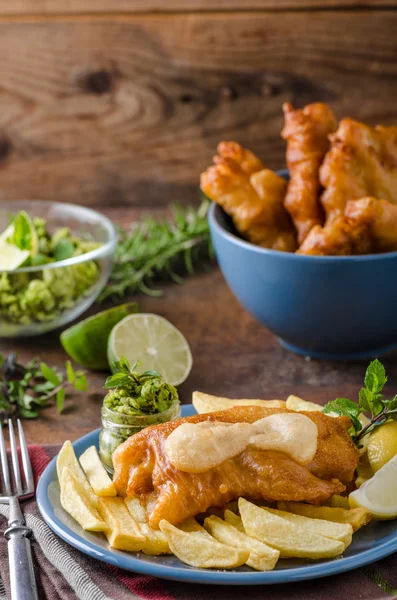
top-left (320, 118), bottom-right (397, 224)
top-left (282, 102), bottom-right (337, 243)
top-left (201, 142), bottom-right (297, 251)
top-left (113, 406), bottom-right (358, 529)
top-left (345, 196), bottom-right (397, 253)
top-left (298, 195), bottom-right (397, 256)
top-left (297, 216), bottom-right (371, 256)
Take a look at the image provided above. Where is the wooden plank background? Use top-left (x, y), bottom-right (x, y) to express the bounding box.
top-left (0, 4), bottom-right (395, 206)
top-left (1, 1), bottom-right (396, 15)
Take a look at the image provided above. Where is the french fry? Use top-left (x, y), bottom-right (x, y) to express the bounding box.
top-left (159, 519), bottom-right (249, 569)
top-left (60, 468), bottom-right (107, 532)
top-left (355, 461), bottom-right (374, 488)
top-left (57, 441), bottom-right (99, 509)
top-left (178, 517), bottom-right (214, 539)
top-left (286, 395), bottom-right (323, 412)
top-left (124, 496), bottom-right (147, 523)
top-left (224, 509), bottom-right (245, 532)
top-left (204, 515), bottom-right (279, 571)
top-left (124, 497), bottom-right (171, 555)
top-left (278, 501), bottom-right (372, 532)
top-left (265, 507), bottom-right (352, 549)
top-left (239, 499), bottom-right (345, 559)
top-left (325, 495), bottom-right (351, 509)
top-left (192, 391), bottom-right (285, 414)
top-left (98, 497), bottom-right (145, 551)
top-left (79, 446), bottom-right (117, 497)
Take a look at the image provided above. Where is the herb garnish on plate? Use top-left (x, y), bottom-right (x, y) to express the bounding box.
top-left (323, 359), bottom-right (397, 445)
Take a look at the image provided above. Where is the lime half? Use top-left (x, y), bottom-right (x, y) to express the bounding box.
top-left (107, 313), bottom-right (192, 386)
top-left (60, 302), bottom-right (139, 370)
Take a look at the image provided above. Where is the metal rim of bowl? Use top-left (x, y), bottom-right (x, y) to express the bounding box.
top-left (0, 200), bottom-right (118, 273)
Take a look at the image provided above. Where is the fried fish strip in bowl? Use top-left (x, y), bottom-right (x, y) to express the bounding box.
top-left (297, 216), bottom-right (372, 256)
top-left (320, 118), bottom-right (397, 224)
top-left (282, 102), bottom-right (337, 243)
top-left (298, 196), bottom-right (397, 256)
top-left (345, 197), bottom-right (397, 252)
top-left (112, 406), bottom-right (359, 529)
top-left (200, 142), bottom-right (297, 251)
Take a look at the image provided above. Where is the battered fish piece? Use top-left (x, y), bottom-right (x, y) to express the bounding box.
top-left (201, 142), bottom-right (297, 251)
top-left (282, 102), bottom-right (337, 243)
top-left (345, 196), bottom-right (397, 252)
top-left (297, 216), bottom-right (371, 256)
top-left (320, 118), bottom-right (397, 224)
top-left (113, 406), bottom-right (358, 529)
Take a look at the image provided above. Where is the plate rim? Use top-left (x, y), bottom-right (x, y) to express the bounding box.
top-left (36, 405), bottom-right (397, 585)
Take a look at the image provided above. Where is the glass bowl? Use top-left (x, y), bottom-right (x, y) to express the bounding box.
top-left (0, 200), bottom-right (117, 338)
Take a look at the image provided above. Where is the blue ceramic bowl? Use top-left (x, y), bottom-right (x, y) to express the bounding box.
top-left (208, 171), bottom-right (397, 360)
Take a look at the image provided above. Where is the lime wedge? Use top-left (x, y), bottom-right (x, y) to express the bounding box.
top-left (107, 313), bottom-right (192, 386)
top-left (60, 302), bottom-right (139, 371)
top-left (0, 241), bottom-right (30, 270)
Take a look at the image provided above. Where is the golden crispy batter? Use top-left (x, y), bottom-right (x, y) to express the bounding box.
top-left (345, 196), bottom-right (397, 252)
top-left (297, 216), bottom-right (371, 256)
top-left (320, 118), bottom-right (397, 224)
top-left (113, 406), bottom-right (359, 529)
top-left (282, 102), bottom-right (337, 243)
top-left (201, 142), bottom-right (297, 251)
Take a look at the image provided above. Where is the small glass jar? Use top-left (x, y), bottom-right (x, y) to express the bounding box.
top-left (99, 399), bottom-right (181, 472)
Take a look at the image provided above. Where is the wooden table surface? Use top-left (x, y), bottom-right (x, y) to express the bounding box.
top-left (2, 255), bottom-right (397, 446)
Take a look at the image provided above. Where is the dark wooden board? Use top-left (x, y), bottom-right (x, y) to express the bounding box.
top-left (0, 12), bottom-right (395, 206)
top-left (0, 1), bottom-right (394, 16)
top-left (2, 206), bottom-right (397, 445)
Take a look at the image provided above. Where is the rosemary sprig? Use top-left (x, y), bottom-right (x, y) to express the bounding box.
top-left (99, 201), bottom-right (214, 303)
top-left (0, 353), bottom-right (88, 423)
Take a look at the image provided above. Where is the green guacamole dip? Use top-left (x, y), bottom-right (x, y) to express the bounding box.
top-left (99, 359), bottom-right (181, 470)
top-left (0, 212), bottom-right (101, 325)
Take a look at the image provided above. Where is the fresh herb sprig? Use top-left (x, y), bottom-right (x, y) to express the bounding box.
top-left (0, 353), bottom-right (88, 423)
top-left (104, 356), bottom-right (178, 415)
top-left (99, 201), bottom-right (214, 303)
top-left (323, 359), bottom-right (397, 444)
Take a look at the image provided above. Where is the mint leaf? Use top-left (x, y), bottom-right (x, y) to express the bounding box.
top-left (364, 359), bottom-right (387, 394)
top-left (12, 212), bottom-right (33, 250)
top-left (66, 361), bottom-right (75, 384)
top-left (56, 388), bottom-right (65, 413)
top-left (52, 238), bottom-right (75, 262)
top-left (19, 407), bottom-right (39, 419)
top-left (383, 395), bottom-right (397, 411)
top-left (323, 398), bottom-right (362, 434)
top-left (104, 373), bottom-right (132, 389)
top-left (40, 362), bottom-right (61, 387)
top-left (116, 356), bottom-right (131, 374)
top-left (74, 375), bottom-right (88, 392)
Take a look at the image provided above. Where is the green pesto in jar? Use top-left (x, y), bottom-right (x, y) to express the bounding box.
top-left (99, 357), bottom-right (181, 471)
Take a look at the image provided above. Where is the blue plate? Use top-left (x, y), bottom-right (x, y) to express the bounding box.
top-left (37, 405), bottom-right (397, 585)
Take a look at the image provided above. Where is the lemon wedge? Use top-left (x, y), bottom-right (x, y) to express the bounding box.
top-left (349, 453), bottom-right (397, 519)
top-left (367, 421), bottom-right (397, 473)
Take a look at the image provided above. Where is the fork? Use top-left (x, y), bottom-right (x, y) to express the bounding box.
top-left (0, 419), bottom-right (38, 600)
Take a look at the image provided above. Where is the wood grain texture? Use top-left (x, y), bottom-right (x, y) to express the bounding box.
top-left (0, 205), bottom-right (396, 445)
top-left (0, 12), bottom-right (396, 206)
top-left (0, 1), bottom-right (394, 16)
